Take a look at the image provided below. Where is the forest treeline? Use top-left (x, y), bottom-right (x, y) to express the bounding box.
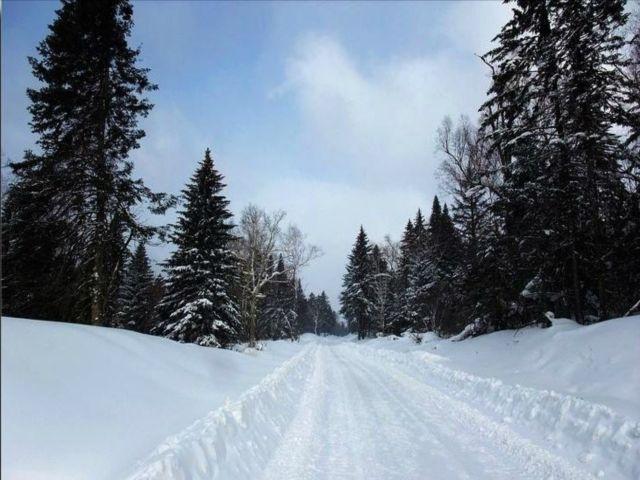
top-left (2, 0), bottom-right (639, 347)
top-left (0, 0), bottom-right (342, 347)
top-left (340, 0), bottom-right (640, 340)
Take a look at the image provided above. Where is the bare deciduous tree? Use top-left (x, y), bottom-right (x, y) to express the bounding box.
top-left (234, 204), bottom-right (321, 346)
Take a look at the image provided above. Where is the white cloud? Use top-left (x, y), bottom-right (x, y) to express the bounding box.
top-left (439, 1), bottom-right (512, 55)
top-left (267, 18), bottom-right (516, 306)
top-left (277, 34), bottom-right (490, 188)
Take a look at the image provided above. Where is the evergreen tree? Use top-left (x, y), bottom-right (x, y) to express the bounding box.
top-left (294, 279), bottom-right (311, 334)
top-left (262, 255), bottom-right (298, 340)
top-left (480, 0), bottom-right (635, 325)
top-left (306, 290), bottom-right (338, 335)
top-left (4, 0), bottom-right (171, 325)
top-left (406, 207), bottom-right (433, 333)
top-left (370, 244), bottom-right (390, 335)
top-left (114, 242), bottom-right (157, 333)
top-left (316, 291), bottom-right (338, 335)
top-left (340, 226), bottom-right (374, 339)
top-left (158, 149), bottom-right (240, 347)
top-left (1, 180), bottom-right (81, 321)
top-left (386, 220), bottom-right (415, 335)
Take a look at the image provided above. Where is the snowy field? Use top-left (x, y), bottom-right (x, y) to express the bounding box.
top-left (2, 316), bottom-right (639, 479)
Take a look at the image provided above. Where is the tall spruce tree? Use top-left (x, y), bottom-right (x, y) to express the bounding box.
top-left (4, 0), bottom-right (171, 325)
top-left (158, 149), bottom-right (240, 347)
top-left (340, 226), bottom-right (374, 339)
top-left (480, 0), bottom-right (635, 325)
top-left (406, 208), bottom-right (433, 333)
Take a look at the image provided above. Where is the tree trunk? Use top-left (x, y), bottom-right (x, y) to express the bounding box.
top-left (248, 297), bottom-right (257, 347)
top-left (571, 251), bottom-right (584, 324)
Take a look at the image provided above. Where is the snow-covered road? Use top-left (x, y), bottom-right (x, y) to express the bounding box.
top-left (261, 344), bottom-right (592, 480)
top-left (128, 340), bottom-right (639, 480)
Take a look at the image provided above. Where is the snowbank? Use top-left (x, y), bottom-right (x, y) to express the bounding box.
top-left (1, 317), bottom-right (307, 480)
top-left (364, 316), bottom-right (640, 420)
top-left (360, 316), bottom-right (640, 479)
top-left (126, 345), bottom-right (318, 480)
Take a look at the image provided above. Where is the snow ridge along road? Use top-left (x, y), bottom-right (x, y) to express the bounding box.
top-left (126, 342), bottom-right (639, 480)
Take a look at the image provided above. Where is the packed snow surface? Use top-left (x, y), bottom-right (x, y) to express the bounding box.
top-left (2, 316), bottom-right (639, 479)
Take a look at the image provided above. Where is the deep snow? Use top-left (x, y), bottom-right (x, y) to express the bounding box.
top-left (362, 317), bottom-right (640, 420)
top-left (1, 317), bottom-right (309, 480)
top-left (2, 315), bottom-right (639, 479)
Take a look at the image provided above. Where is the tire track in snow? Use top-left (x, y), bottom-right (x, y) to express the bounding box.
top-left (125, 341), bottom-right (634, 479)
top-left (352, 343), bottom-right (640, 479)
top-left (123, 344), bottom-right (319, 480)
top-left (336, 344), bottom-right (596, 480)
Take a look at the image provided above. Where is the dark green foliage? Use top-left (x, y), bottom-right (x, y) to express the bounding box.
top-left (2, 0), bottom-right (171, 325)
top-left (308, 291), bottom-right (339, 335)
top-left (262, 256), bottom-right (298, 340)
top-left (114, 242), bottom-right (158, 333)
top-left (158, 149), bottom-right (240, 347)
top-left (340, 227), bottom-right (375, 339)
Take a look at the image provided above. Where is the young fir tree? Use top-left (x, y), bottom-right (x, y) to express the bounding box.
top-left (114, 242), bottom-right (157, 333)
top-left (406, 208), bottom-right (432, 333)
top-left (370, 244), bottom-right (390, 335)
top-left (263, 255), bottom-right (298, 341)
top-left (158, 149), bottom-right (240, 347)
top-left (316, 291), bottom-right (338, 335)
top-left (5, 0), bottom-right (171, 326)
top-left (294, 279), bottom-right (311, 334)
top-left (386, 219), bottom-right (415, 335)
top-left (432, 204), bottom-right (465, 334)
top-left (340, 226), bottom-right (374, 339)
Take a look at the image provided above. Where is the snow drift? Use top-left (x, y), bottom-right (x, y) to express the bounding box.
top-left (1, 317), bottom-right (308, 480)
top-left (361, 316), bottom-right (640, 479)
top-left (2, 315), bottom-right (638, 479)
top-left (125, 345), bottom-right (318, 480)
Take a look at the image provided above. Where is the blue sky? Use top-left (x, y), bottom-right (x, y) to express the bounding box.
top-left (1, 0), bottom-right (511, 309)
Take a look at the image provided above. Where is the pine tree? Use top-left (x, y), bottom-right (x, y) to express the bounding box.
top-left (316, 291), bottom-right (338, 335)
top-left (386, 220), bottom-right (415, 335)
top-left (370, 244), bottom-right (390, 335)
top-left (158, 149), bottom-right (240, 347)
top-left (340, 226), bottom-right (374, 339)
top-left (262, 255), bottom-right (298, 341)
top-left (4, 0), bottom-right (171, 325)
top-left (114, 242), bottom-right (157, 333)
top-left (294, 279), bottom-right (311, 334)
top-left (1, 180), bottom-right (80, 321)
top-left (480, 0), bottom-right (635, 325)
top-left (409, 208), bottom-right (430, 330)
top-left (406, 207), bottom-right (433, 333)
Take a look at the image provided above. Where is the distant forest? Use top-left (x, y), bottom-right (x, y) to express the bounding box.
top-left (2, 0), bottom-right (639, 347)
